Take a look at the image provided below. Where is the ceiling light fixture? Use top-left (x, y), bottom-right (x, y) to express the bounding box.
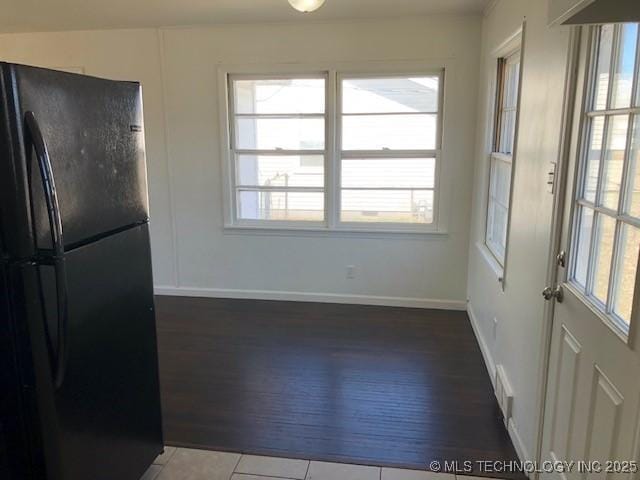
top-left (288, 0), bottom-right (326, 13)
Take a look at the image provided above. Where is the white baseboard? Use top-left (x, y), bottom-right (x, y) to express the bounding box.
top-left (468, 302), bottom-right (531, 466)
top-left (153, 285), bottom-right (467, 311)
top-left (508, 417), bottom-right (531, 465)
top-left (467, 302), bottom-right (496, 387)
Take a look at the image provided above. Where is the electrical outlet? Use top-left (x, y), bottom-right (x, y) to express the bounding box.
top-left (346, 265), bottom-right (356, 279)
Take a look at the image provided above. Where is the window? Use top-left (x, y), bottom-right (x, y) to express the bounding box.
top-left (225, 69), bottom-right (444, 232)
top-left (486, 49), bottom-right (521, 265)
top-left (229, 76), bottom-right (327, 222)
top-left (339, 76), bottom-right (439, 224)
top-left (570, 23), bottom-right (640, 333)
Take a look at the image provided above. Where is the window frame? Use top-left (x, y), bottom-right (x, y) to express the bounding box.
top-left (493, 50), bottom-right (521, 156)
top-left (484, 38), bottom-right (523, 271)
top-left (567, 23), bottom-right (640, 337)
top-left (218, 62), bottom-right (449, 236)
top-left (227, 72), bottom-right (329, 228)
top-left (336, 71), bottom-right (444, 230)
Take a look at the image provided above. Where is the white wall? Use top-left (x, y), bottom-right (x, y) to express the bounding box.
top-left (0, 16), bottom-right (482, 308)
top-left (467, 0), bottom-right (571, 461)
top-left (159, 17), bottom-right (480, 306)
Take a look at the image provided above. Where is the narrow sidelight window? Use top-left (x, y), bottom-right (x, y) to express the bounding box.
top-left (486, 49), bottom-right (521, 265)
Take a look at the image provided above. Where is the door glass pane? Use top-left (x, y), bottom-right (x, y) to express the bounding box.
top-left (236, 155), bottom-right (324, 187)
top-left (592, 214), bottom-right (617, 304)
top-left (342, 114), bottom-right (437, 150)
top-left (341, 158), bottom-right (435, 188)
top-left (237, 190), bottom-right (324, 221)
top-left (583, 116), bottom-right (605, 202)
top-left (613, 224), bottom-right (640, 324)
top-left (600, 115), bottom-right (628, 210)
top-left (233, 78), bottom-right (325, 114)
top-left (569, 25), bottom-right (640, 334)
top-left (235, 117), bottom-right (324, 150)
top-left (611, 23), bottom-right (638, 109)
top-left (340, 189), bottom-right (433, 224)
top-left (574, 206), bottom-right (595, 287)
top-left (624, 116), bottom-right (640, 217)
top-left (593, 24), bottom-right (614, 111)
top-left (342, 76), bottom-right (439, 114)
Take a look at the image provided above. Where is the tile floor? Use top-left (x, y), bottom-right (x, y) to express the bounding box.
top-left (141, 448), bottom-right (501, 480)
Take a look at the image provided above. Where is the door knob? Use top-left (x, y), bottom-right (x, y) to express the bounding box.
top-left (542, 285), bottom-right (564, 303)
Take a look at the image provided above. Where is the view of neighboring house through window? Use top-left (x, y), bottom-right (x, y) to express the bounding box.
top-left (486, 48), bottom-right (521, 265)
top-left (230, 76), bottom-right (326, 222)
top-left (227, 70), bottom-right (443, 230)
top-left (339, 76), bottom-right (440, 224)
top-left (570, 23), bottom-right (640, 332)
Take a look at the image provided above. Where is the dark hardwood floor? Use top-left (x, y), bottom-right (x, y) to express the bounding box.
top-left (155, 296), bottom-right (521, 478)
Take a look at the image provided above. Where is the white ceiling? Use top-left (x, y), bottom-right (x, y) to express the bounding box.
top-left (0, 0), bottom-right (489, 33)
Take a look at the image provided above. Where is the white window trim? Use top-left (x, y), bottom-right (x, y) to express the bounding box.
top-left (226, 71), bottom-right (329, 230)
top-left (217, 60), bottom-right (452, 236)
top-left (482, 26), bottom-right (524, 287)
top-left (336, 71), bottom-right (443, 231)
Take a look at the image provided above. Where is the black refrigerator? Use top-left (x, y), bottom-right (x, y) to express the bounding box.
top-left (0, 63), bottom-right (163, 480)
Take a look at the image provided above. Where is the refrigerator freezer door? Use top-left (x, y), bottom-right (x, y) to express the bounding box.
top-left (18, 223), bottom-right (163, 480)
top-left (3, 63), bottom-right (149, 253)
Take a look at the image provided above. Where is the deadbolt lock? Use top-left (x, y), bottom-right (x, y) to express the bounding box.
top-left (542, 285), bottom-right (564, 303)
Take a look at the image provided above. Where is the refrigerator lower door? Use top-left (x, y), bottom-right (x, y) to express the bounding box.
top-left (20, 223), bottom-right (163, 480)
top-left (0, 262), bottom-right (37, 480)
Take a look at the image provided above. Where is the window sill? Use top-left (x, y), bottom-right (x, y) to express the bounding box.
top-left (223, 224), bottom-right (449, 240)
top-left (475, 242), bottom-right (505, 287)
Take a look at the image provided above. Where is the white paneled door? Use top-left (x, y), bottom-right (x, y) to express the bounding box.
top-left (540, 24), bottom-right (640, 479)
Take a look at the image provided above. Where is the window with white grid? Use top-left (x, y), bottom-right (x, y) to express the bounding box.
top-left (225, 69), bottom-right (445, 232)
top-left (486, 49), bottom-right (521, 266)
top-left (338, 75), bottom-right (442, 225)
top-left (570, 23), bottom-right (640, 333)
top-left (229, 75), bottom-right (327, 223)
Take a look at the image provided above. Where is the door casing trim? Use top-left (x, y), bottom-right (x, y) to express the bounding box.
top-left (533, 25), bottom-right (584, 474)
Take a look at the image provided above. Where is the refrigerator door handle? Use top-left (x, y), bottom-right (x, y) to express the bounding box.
top-left (24, 111), bottom-right (69, 390)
